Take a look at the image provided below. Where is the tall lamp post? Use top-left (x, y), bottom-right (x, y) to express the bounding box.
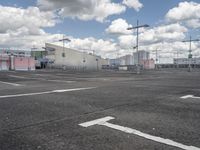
top-left (127, 20), bottom-right (149, 74)
top-left (59, 35), bottom-right (71, 70)
top-left (182, 36), bottom-right (199, 72)
top-left (151, 49), bottom-right (161, 70)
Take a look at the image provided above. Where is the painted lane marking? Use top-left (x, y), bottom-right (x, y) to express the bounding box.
top-left (47, 80), bottom-right (76, 83)
top-left (0, 87), bottom-right (96, 99)
top-left (9, 75), bottom-right (76, 83)
top-left (9, 75), bottom-right (32, 79)
top-left (34, 74), bottom-right (50, 76)
top-left (181, 95), bottom-right (200, 99)
top-left (79, 116), bottom-right (200, 150)
top-left (0, 81), bottom-right (22, 87)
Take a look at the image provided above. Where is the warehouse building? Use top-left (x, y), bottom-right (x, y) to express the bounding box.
top-left (45, 43), bottom-right (109, 71)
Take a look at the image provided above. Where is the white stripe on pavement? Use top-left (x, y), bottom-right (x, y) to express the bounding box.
top-left (0, 81), bottom-right (22, 86)
top-left (0, 87), bottom-right (96, 99)
top-left (9, 75), bottom-right (29, 79)
top-left (79, 116), bottom-right (200, 150)
top-left (47, 80), bottom-right (76, 83)
top-left (180, 95), bottom-right (200, 99)
top-left (9, 75), bottom-right (76, 83)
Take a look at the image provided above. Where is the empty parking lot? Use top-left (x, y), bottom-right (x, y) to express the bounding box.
top-left (0, 69), bottom-right (199, 150)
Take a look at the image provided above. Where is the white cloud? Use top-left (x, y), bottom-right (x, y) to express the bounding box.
top-left (0, 5), bottom-right (62, 49)
top-left (185, 19), bottom-right (200, 29)
top-left (122, 0), bottom-right (143, 11)
top-left (0, 6), bottom-right (56, 35)
top-left (37, 0), bottom-right (126, 22)
top-left (117, 23), bottom-right (188, 47)
top-left (106, 18), bottom-right (133, 35)
top-left (0, 32), bottom-right (63, 49)
top-left (118, 35), bottom-right (136, 47)
top-left (65, 37), bottom-right (117, 58)
top-left (166, 1), bottom-right (200, 29)
top-left (141, 23), bottom-right (188, 44)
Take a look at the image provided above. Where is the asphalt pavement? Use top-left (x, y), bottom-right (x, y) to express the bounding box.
top-left (0, 69), bottom-right (199, 150)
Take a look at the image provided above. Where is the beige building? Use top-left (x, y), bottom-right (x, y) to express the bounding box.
top-left (45, 43), bottom-right (108, 71)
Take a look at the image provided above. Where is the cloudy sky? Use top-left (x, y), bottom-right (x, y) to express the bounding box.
top-left (0, 0), bottom-right (200, 63)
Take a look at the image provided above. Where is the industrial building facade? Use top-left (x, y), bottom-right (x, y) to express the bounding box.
top-left (45, 43), bottom-right (108, 71)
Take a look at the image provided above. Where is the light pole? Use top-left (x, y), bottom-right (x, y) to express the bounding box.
top-left (30, 47), bottom-right (38, 71)
top-left (59, 35), bottom-right (71, 70)
top-left (127, 20), bottom-right (149, 74)
top-left (96, 58), bottom-right (99, 71)
top-left (182, 36), bottom-right (199, 72)
top-left (151, 49), bottom-right (161, 70)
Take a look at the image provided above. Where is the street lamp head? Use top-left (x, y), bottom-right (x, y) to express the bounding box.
top-left (127, 27), bottom-right (133, 30)
top-left (64, 38), bottom-right (71, 42)
top-left (143, 24), bottom-right (150, 28)
top-left (133, 46), bottom-right (138, 49)
top-left (59, 38), bottom-right (71, 42)
top-left (127, 24), bottom-right (150, 30)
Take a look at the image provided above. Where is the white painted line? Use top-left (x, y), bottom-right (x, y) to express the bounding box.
top-left (47, 80), bottom-right (76, 83)
top-left (34, 74), bottom-right (50, 76)
top-left (9, 75), bottom-right (29, 79)
top-left (79, 116), bottom-right (200, 150)
top-left (9, 75), bottom-right (76, 83)
top-left (53, 87), bottom-right (95, 93)
top-left (181, 95), bottom-right (200, 99)
top-left (79, 116), bottom-right (115, 127)
top-left (0, 81), bottom-right (22, 87)
top-left (0, 87), bottom-right (96, 99)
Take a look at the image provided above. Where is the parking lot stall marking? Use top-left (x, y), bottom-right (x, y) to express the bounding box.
top-left (79, 116), bottom-right (200, 150)
top-left (181, 95), bottom-right (200, 99)
top-left (9, 75), bottom-right (30, 79)
top-left (9, 75), bottom-right (76, 83)
top-left (47, 80), bottom-right (76, 83)
top-left (0, 87), bottom-right (96, 99)
top-left (0, 81), bottom-right (22, 86)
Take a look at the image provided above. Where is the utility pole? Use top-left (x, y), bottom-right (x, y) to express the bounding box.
top-left (59, 35), bottom-right (71, 70)
top-left (151, 49), bottom-right (161, 70)
top-left (182, 36), bottom-right (199, 72)
top-left (127, 20), bottom-right (149, 74)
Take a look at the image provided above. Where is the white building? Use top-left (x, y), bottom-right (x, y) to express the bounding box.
top-left (45, 43), bottom-right (108, 70)
top-left (119, 55), bottom-right (134, 65)
top-left (109, 55), bottom-right (134, 66)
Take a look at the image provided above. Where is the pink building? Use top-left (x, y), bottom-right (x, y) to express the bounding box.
top-left (0, 55), bottom-right (35, 71)
top-left (141, 59), bottom-right (155, 69)
top-left (13, 57), bottom-right (35, 71)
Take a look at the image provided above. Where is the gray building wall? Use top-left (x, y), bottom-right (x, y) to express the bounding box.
top-left (45, 43), bottom-right (108, 70)
top-left (133, 50), bottom-right (149, 64)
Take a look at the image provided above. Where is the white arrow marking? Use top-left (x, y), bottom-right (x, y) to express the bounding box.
top-left (181, 95), bottom-right (200, 99)
top-left (0, 87), bottom-right (96, 99)
top-left (79, 116), bottom-right (200, 150)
